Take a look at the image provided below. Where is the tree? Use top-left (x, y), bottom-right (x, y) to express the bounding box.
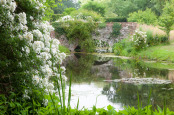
top-left (159, 0), bottom-right (174, 39)
top-left (151, 0), bottom-right (168, 16)
top-left (53, 0), bottom-right (80, 14)
top-left (81, 1), bottom-right (106, 16)
top-left (107, 0), bottom-right (138, 17)
top-left (128, 8), bottom-right (158, 25)
top-left (63, 7), bottom-right (76, 15)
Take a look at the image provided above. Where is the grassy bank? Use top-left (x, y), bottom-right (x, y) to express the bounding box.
top-left (59, 45), bottom-right (71, 53)
top-left (137, 42), bottom-right (174, 63)
top-left (113, 26), bottom-right (174, 63)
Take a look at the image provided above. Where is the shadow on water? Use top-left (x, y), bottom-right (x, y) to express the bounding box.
top-left (63, 53), bottom-right (174, 110)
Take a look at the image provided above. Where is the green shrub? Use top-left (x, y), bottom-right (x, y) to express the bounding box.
top-left (128, 8), bottom-right (158, 25)
top-left (146, 30), bottom-right (154, 46)
top-left (80, 39), bottom-right (96, 52)
top-left (105, 17), bottom-right (127, 22)
top-left (112, 39), bottom-right (135, 55)
top-left (111, 22), bottom-right (122, 37)
top-left (146, 30), bottom-right (168, 46)
top-left (113, 42), bottom-right (124, 55)
top-left (53, 19), bottom-right (97, 52)
top-left (52, 22), bottom-right (65, 37)
top-left (64, 20), bottom-right (96, 41)
top-left (98, 22), bottom-right (106, 29)
top-left (159, 35), bottom-right (168, 43)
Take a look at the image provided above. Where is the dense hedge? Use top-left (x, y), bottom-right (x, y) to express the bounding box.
top-left (105, 17), bottom-right (127, 22)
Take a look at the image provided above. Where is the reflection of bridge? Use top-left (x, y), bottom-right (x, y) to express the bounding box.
top-left (94, 60), bottom-right (110, 65)
top-left (91, 60), bottom-right (113, 80)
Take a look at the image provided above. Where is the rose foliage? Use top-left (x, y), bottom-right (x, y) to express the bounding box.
top-left (0, 0), bottom-right (66, 113)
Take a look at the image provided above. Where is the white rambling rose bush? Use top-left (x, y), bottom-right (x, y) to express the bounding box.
top-left (131, 29), bottom-right (147, 50)
top-left (0, 0), bottom-right (67, 104)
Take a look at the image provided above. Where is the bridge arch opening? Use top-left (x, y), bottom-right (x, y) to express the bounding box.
top-left (74, 45), bottom-right (81, 52)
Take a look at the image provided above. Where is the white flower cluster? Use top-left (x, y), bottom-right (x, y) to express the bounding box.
top-left (132, 29), bottom-right (147, 49)
top-left (0, 0), bottom-right (67, 103)
top-left (56, 15), bottom-right (74, 22)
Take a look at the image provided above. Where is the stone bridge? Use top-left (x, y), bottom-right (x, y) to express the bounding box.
top-left (51, 22), bottom-right (138, 52)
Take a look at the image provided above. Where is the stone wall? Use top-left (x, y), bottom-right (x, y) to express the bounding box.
top-left (93, 22), bottom-right (138, 46)
top-left (51, 22), bottom-right (138, 52)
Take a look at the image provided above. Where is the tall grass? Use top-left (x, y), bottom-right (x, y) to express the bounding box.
top-left (138, 24), bottom-right (174, 40)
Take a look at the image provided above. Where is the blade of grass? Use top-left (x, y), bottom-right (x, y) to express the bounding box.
top-left (49, 92), bottom-right (58, 114)
top-left (76, 98), bottom-right (79, 110)
top-left (56, 77), bottom-right (62, 114)
top-left (68, 75), bottom-right (72, 111)
top-left (163, 99), bottom-right (166, 115)
top-left (60, 72), bottom-right (65, 114)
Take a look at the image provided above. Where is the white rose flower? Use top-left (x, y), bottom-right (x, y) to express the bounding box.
top-left (25, 46), bottom-right (30, 54)
top-left (10, 1), bottom-right (16, 12)
top-left (23, 32), bottom-right (33, 42)
top-left (47, 83), bottom-right (54, 90)
top-left (30, 16), bottom-right (34, 20)
top-left (7, 11), bottom-right (14, 21)
top-left (33, 29), bottom-right (43, 40)
top-left (18, 12), bottom-right (27, 25)
top-left (60, 66), bottom-right (66, 73)
top-left (59, 52), bottom-right (66, 60)
top-left (33, 75), bottom-right (40, 84)
top-left (40, 52), bottom-right (51, 60)
top-left (33, 41), bottom-right (44, 53)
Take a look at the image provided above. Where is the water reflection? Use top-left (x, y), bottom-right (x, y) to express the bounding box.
top-left (102, 83), bottom-right (174, 110)
top-left (64, 53), bottom-right (174, 110)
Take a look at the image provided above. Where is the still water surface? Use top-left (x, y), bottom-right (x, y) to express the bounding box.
top-left (63, 53), bottom-right (174, 111)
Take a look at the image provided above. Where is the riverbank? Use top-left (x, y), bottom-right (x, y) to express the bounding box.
top-left (136, 41), bottom-right (174, 63)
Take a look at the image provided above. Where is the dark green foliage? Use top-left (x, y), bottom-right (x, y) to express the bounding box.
top-left (107, 0), bottom-right (138, 17)
top-left (52, 22), bottom-right (65, 37)
top-left (53, 0), bottom-right (80, 14)
top-left (113, 39), bottom-right (135, 56)
top-left (146, 30), bottom-right (169, 46)
top-left (111, 22), bottom-right (122, 37)
top-left (82, 1), bottom-right (106, 16)
top-left (64, 20), bottom-right (96, 52)
top-left (105, 17), bottom-right (127, 22)
top-left (51, 14), bottom-right (63, 22)
top-left (159, 1), bottom-right (174, 39)
top-left (52, 20), bottom-right (97, 52)
top-left (64, 20), bottom-right (96, 41)
top-left (80, 39), bottom-right (96, 52)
